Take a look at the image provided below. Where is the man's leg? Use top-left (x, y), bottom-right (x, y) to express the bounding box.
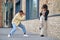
top-left (8, 23), bottom-right (16, 37)
top-left (18, 23), bottom-right (26, 34)
top-left (18, 23), bottom-right (28, 36)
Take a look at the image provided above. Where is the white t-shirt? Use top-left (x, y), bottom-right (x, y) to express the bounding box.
top-left (40, 15), bottom-right (45, 22)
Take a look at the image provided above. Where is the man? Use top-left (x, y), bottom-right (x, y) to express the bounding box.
top-left (39, 4), bottom-right (49, 37)
top-left (8, 10), bottom-right (28, 37)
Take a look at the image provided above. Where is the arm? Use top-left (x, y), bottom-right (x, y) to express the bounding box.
top-left (40, 13), bottom-right (42, 16)
top-left (20, 16), bottom-right (25, 21)
top-left (46, 10), bottom-right (49, 16)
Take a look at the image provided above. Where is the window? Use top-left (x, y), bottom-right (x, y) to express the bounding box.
top-left (26, 0), bottom-right (39, 20)
top-left (15, 0), bottom-right (22, 13)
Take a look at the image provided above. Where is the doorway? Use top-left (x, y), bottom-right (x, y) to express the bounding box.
top-left (2, 0), bottom-right (13, 27)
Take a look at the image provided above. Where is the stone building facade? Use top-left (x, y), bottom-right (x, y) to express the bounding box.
top-left (0, 0), bottom-right (2, 27)
top-left (0, 0), bottom-right (60, 27)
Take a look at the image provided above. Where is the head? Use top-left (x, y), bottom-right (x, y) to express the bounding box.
top-left (19, 10), bottom-right (24, 15)
top-left (42, 4), bottom-right (48, 11)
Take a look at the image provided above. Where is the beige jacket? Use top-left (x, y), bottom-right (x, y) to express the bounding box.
top-left (12, 12), bottom-right (25, 26)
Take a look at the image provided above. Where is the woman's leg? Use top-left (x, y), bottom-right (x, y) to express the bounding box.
top-left (39, 19), bottom-right (44, 37)
top-left (44, 21), bottom-right (47, 36)
top-left (40, 22), bottom-right (44, 35)
top-left (40, 21), bottom-right (47, 37)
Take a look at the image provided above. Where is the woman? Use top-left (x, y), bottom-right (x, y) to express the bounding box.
top-left (39, 4), bottom-right (49, 37)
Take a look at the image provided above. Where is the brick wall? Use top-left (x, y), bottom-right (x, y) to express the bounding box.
top-left (21, 16), bottom-right (60, 39)
top-left (39, 0), bottom-right (47, 12)
top-left (39, 0), bottom-right (60, 15)
top-left (0, 0), bottom-right (2, 27)
top-left (48, 16), bottom-right (60, 39)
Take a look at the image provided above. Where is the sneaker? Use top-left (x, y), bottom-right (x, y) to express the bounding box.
top-left (8, 34), bottom-right (11, 38)
top-left (39, 28), bottom-right (41, 30)
top-left (41, 35), bottom-right (44, 37)
top-left (24, 34), bottom-right (28, 37)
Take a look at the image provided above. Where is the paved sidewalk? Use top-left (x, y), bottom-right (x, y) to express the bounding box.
top-left (0, 28), bottom-right (59, 40)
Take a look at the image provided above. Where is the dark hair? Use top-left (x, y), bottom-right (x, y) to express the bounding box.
top-left (6, 0), bottom-right (8, 2)
top-left (42, 4), bottom-right (48, 10)
top-left (19, 10), bottom-right (23, 13)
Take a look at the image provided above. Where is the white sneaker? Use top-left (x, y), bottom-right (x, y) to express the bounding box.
top-left (8, 34), bottom-right (11, 38)
top-left (24, 34), bottom-right (28, 37)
